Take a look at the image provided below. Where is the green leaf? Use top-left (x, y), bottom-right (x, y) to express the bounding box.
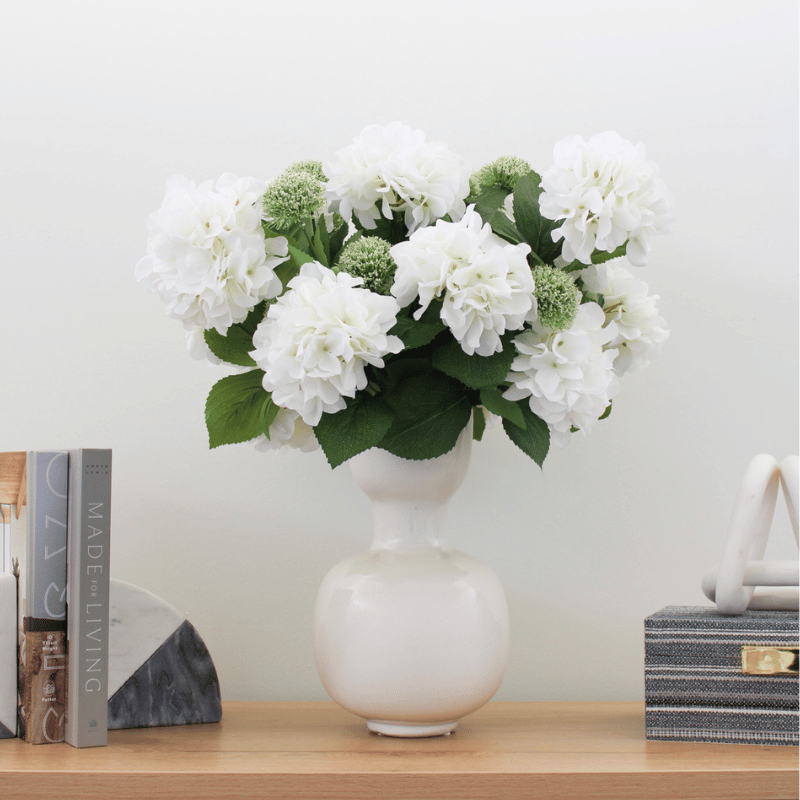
top-left (205, 370), bottom-right (270, 449)
top-left (352, 212), bottom-right (407, 245)
top-left (260, 226), bottom-right (304, 284)
top-left (389, 314), bottom-right (445, 350)
top-left (487, 210), bottom-right (523, 245)
top-left (512, 171), bottom-right (563, 264)
top-left (502, 401), bottom-right (550, 467)
top-left (203, 303), bottom-right (265, 367)
top-left (598, 401), bottom-right (612, 421)
top-left (472, 406), bottom-right (486, 442)
top-left (479, 387), bottom-right (526, 429)
top-left (240, 301), bottom-right (267, 336)
top-left (313, 396), bottom-right (395, 469)
top-left (311, 218), bottom-right (329, 266)
top-left (328, 222), bottom-right (350, 267)
top-left (379, 370), bottom-right (473, 460)
top-left (204, 327), bottom-right (258, 368)
top-left (261, 221), bottom-right (279, 238)
top-left (591, 243), bottom-right (628, 265)
top-left (261, 394), bottom-right (280, 437)
top-left (372, 356), bottom-right (430, 392)
top-left (273, 242), bottom-right (314, 287)
top-left (473, 186), bottom-right (508, 225)
top-left (431, 337), bottom-right (516, 389)
top-left (288, 242), bottom-right (314, 267)
top-left (562, 243), bottom-right (628, 272)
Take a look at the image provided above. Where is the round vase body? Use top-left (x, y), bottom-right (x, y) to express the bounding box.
top-left (312, 428), bottom-right (509, 737)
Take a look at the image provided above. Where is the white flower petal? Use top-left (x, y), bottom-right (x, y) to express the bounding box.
top-left (325, 122), bottom-right (470, 234)
top-left (390, 207), bottom-right (535, 356)
top-left (581, 262), bottom-right (669, 374)
top-left (505, 303), bottom-right (619, 447)
top-left (538, 131), bottom-right (672, 266)
top-left (251, 262), bottom-right (404, 426)
top-left (137, 173), bottom-right (288, 338)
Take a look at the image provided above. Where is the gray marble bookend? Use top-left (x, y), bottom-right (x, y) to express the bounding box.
top-left (108, 619), bottom-right (221, 729)
top-left (107, 579), bottom-right (222, 730)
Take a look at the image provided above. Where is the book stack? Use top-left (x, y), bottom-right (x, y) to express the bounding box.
top-left (1, 449), bottom-right (112, 748)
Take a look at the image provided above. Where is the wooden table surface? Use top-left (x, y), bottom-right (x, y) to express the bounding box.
top-left (0, 701), bottom-right (797, 799)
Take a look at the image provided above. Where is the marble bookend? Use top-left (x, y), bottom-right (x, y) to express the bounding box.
top-left (108, 620), bottom-right (222, 729)
top-left (107, 579), bottom-right (221, 730)
top-left (0, 573), bottom-right (15, 738)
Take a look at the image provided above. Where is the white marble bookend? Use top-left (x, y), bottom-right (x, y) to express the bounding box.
top-left (0, 573), bottom-right (16, 738)
top-left (107, 579), bottom-right (221, 729)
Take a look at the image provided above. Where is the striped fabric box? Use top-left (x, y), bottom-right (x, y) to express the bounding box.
top-left (645, 606), bottom-right (798, 746)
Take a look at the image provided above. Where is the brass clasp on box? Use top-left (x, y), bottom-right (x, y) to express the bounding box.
top-left (741, 645), bottom-right (799, 676)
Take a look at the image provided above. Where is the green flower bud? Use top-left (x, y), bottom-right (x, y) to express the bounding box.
top-left (284, 160), bottom-right (327, 183)
top-left (469, 156), bottom-right (532, 195)
top-left (262, 171), bottom-right (325, 230)
top-left (533, 265), bottom-right (580, 331)
top-left (337, 237), bottom-right (396, 295)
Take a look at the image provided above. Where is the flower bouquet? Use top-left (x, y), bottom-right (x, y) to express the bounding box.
top-left (137, 123), bottom-right (671, 468)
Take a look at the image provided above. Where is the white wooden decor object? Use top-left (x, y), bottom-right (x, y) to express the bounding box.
top-left (702, 454), bottom-right (799, 615)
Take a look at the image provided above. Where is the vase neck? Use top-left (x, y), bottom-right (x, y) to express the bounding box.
top-left (350, 423), bottom-right (473, 552)
top-left (370, 500), bottom-right (449, 551)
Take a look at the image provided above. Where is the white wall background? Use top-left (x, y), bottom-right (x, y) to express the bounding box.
top-left (1, 0), bottom-right (797, 703)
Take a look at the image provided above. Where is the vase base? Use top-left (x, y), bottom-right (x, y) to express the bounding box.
top-left (366, 719), bottom-right (457, 738)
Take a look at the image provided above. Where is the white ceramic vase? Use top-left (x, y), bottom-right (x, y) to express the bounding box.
top-left (312, 426), bottom-right (509, 737)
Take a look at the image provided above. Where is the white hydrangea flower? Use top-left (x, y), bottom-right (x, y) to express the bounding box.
top-left (504, 303), bottom-right (619, 448)
top-left (250, 262), bottom-right (404, 426)
top-left (390, 207), bottom-right (536, 356)
top-left (185, 326), bottom-right (221, 364)
top-left (136, 173), bottom-right (288, 335)
top-left (325, 122), bottom-right (470, 235)
top-left (253, 407), bottom-right (319, 453)
top-left (538, 132), bottom-right (673, 267)
top-left (581, 262), bottom-right (669, 375)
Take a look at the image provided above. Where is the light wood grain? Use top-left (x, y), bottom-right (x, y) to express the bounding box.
top-left (0, 701), bottom-right (796, 799)
top-left (0, 451), bottom-right (26, 515)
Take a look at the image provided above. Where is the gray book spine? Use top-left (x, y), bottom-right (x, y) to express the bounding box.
top-left (26, 452), bottom-right (69, 622)
top-left (65, 449), bottom-right (111, 749)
